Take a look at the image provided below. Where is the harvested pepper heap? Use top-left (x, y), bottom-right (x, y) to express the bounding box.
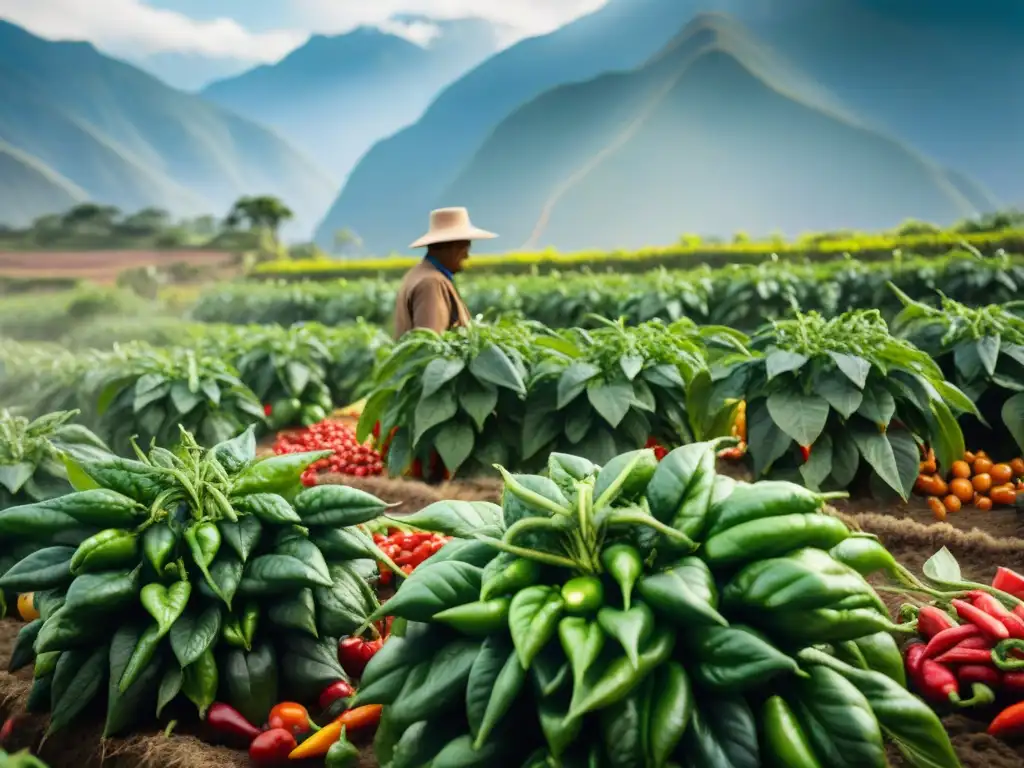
top-left (0, 425), bottom-right (399, 739)
top-left (351, 442), bottom-right (960, 767)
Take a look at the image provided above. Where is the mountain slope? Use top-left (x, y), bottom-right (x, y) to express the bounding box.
top-left (0, 21), bottom-right (334, 232)
top-left (0, 140), bottom-right (86, 227)
top-left (201, 20), bottom-right (502, 183)
top-left (314, 0), bottom-right (702, 252)
top-left (439, 14), bottom-right (992, 251)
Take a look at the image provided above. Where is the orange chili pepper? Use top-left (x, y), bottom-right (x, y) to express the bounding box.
top-left (287, 705), bottom-right (383, 759)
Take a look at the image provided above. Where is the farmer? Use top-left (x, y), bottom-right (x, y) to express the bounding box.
top-left (393, 207), bottom-right (497, 338)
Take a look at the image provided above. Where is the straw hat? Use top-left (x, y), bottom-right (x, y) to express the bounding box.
top-left (409, 207), bottom-right (498, 248)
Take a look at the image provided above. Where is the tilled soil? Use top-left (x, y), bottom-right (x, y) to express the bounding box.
top-left (2, 472), bottom-right (1023, 766)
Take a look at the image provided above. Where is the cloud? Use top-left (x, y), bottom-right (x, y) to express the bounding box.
top-left (295, 0), bottom-right (606, 39)
top-left (0, 0), bottom-right (307, 61)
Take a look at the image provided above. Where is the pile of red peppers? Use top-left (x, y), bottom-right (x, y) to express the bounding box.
top-left (903, 566), bottom-right (1024, 739)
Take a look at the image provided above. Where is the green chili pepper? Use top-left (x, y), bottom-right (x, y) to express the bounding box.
top-left (601, 544), bottom-right (643, 610)
top-left (759, 606), bottom-right (906, 644)
top-left (242, 601), bottom-right (259, 646)
top-left (834, 632), bottom-right (906, 687)
top-left (647, 660), bottom-right (693, 766)
top-left (434, 598), bottom-right (511, 636)
top-left (69, 529), bottom-right (138, 574)
top-left (559, 617), bottom-right (605, 701)
top-left (702, 513), bottom-right (850, 569)
top-left (118, 622), bottom-right (162, 693)
top-left (721, 548), bottom-right (877, 613)
top-left (142, 523), bottom-right (177, 573)
top-left (828, 537), bottom-right (899, 577)
top-left (596, 603), bottom-right (654, 670)
top-left (706, 481), bottom-right (836, 537)
top-left (222, 616), bottom-right (250, 650)
top-left (34, 650), bottom-right (60, 678)
top-left (140, 581), bottom-right (191, 638)
top-left (326, 728), bottom-right (360, 768)
top-left (762, 696), bottom-right (823, 768)
top-left (181, 646), bottom-right (218, 718)
top-left (569, 626), bottom-right (674, 718)
top-left (186, 523), bottom-right (228, 604)
top-left (480, 555), bottom-right (541, 601)
top-left (562, 576), bottom-right (604, 616)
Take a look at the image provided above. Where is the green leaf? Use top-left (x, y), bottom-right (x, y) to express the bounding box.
top-left (977, 335), bottom-right (1001, 377)
top-left (434, 422), bottom-right (474, 474)
top-left (687, 625), bottom-right (800, 692)
top-left (49, 645), bottom-right (108, 734)
top-left (387, 639), bottom-right (481, 728)
top-left (0, 462), bottom-right (33, 494)
top-left (856, 386), bottom-right (896, 427)
top-left (587, 380), bottom-right (634, 428)
top-left (459, 382), bottom-right (498, 432)
top-left (766, 391), bottom-right (830, 447)
top-left (765, 350), bottom-right (808, 380)
top-left (923, 547), bottom-right (962, 584)
top-left (928, 399), bottom-right (966, 476)
top-left (597, 604), bottom-right (653, 669)
top-left (828, 352), bottom-right (871, 389)
top-left (369, 561), bottom-right (482, 622)
top-left (509, 586), bottom-right (565, 669)
top-left (170, 605), bottom-right (223, 668)
top-left (830, 430), bottom-right (860, 488)
top-left (413, 387), bottom-right (458, 446)
top-left (395, 500), bottom-right (503, 538)
top-left (105, 623), bottom-right (163, 737)
top-left (466, 636), bottom-right (525, 747)
top-left (888, 429), bottom-right (921, 502)
top-left (1002, 392), bottom-right (1024, 455)
top-left (851, 424), bottom-right (905, 500)
top-left (421, 358), bottom-right (466, 399)
top-left (799, 433), bottom-right (833, 491)
top-left (620, 355), bottom-right (644, 381)
top-left (557, 362), bottom-right (602, 408)
top-left (469, 343), bottom-right (526, 395)
top-left (284, 360), bottom-right (312, 396)
top-left (157, 665), bottom-right (183, 718)
top-left (747, 400), bottom-right (791, 477)
top-left (278, 634), bottom-right (345, 702)
top-left (638, 557), bottom-right (726, 628)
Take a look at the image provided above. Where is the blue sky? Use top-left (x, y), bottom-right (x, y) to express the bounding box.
top-left (0, 0), bottom-right (605, 64)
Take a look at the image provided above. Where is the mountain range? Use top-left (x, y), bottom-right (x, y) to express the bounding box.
top-left (0, 20), bottom-right (333, 232)
top-left (316, 0), bottom-right (1024, 252)
top-left (201, 18), bottom-right (504, 184)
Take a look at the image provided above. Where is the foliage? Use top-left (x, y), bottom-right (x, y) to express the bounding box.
top-left (88, 344), bottom-right (265, 453)
top-left (891, 287), bottom-right (1024, 455)
top-left (191, 251), bottom-right (1024, 333)
top-left (357, 445), bottom-right (956, 768)
top-left (733, 311), bottom-right (974, 497)
top-left (253, 226), bottom-right (1024, 279)
top-left (0, 427), bottom-right (394, 736)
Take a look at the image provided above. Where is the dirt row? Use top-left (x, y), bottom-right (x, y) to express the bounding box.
top-left (1, 474), bottom-right (1023, 767)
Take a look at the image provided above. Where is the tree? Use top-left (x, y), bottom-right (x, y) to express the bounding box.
top-left (116, 207), bottom-right (170, 238)
top-left (224, 196), bottom-right (293, 239)
top-left (61, 203), bottom-right (120, 235)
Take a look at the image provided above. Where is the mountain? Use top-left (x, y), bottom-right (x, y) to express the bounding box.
top-left (0, 140), bottom-right (86, 227)
top-left (132, 51), bottom-right (259, 92)
top-left (0, 21), bottom-right (334, 233)
top-left (437, 14), bottom-right (994, 251)
top-left (201, 19), bottom-right (503, 183)
top-left (314, 0), bottom-right (702, 252)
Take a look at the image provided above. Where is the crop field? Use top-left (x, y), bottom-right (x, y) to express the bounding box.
top-left (1, 243), bottom-right (1024, 767)
top-left (0, 250), bottom-right (238, 284)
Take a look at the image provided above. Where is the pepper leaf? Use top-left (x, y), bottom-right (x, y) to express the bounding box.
top-left (509, 586), bottom-right (565, 669)
top-left (369, 561), bottom-right (482, 623)
top-left (392, 500), bottom-right (502, 538)
top-left (922, 547), bottom-right (962, 584)
top-left (387, 639), bottom-right (481, 728)
top-left (766, 390), bottom-right (830, 447)
top-left (637, 557), bottom-right (726, 628)
top-left (687, 625), bottom-right (801, 692)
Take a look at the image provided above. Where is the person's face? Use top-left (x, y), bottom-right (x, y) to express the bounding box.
top-left (436, 240), bottom-right (471, 273)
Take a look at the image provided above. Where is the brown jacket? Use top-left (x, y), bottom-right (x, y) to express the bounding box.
top-left (393, 260), bottom-right (472, 339)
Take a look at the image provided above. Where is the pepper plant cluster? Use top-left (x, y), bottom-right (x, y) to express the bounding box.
top-left (353, 442), bottom-right (960, 767)
top-left (0, 426), bottom-right (401, 736)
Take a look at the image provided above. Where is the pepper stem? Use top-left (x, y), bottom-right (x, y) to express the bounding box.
top-left (473, 534), bottom-right (581, 571)
top-left (601, 511), bottom-right (697, 551)
top-left (494, 466), bottom-right (572, 517)
top-left (950, 682), bottom-right (996, 708)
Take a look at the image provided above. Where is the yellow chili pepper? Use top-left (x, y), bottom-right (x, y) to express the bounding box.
top-left (287, 705), bottom-right (384, 760)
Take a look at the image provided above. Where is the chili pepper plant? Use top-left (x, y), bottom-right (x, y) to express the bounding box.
top-left (201, 324), bottom-right (337, 430)
top-left (0, 426), bottom-right (403, 737)
top-left (0, 749), bottom-right (49, 768)
top-left (524, 319), bottom-right (742, 467)
top-left (0, 409), bottom-right (110, 617)
top-left (357, 321), bottom-right (536, 479)
top-left (890, 285), bottom-right (1024, 457)
top-left (728, 310), bottom-right (975, 498)
top-left (351, 442), bottom-right (959, 767)
top-left (89, 344), bottom-right (266, 453)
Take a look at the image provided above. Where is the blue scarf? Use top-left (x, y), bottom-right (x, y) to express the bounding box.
top-left (425, 255), bottom-right (454, 282)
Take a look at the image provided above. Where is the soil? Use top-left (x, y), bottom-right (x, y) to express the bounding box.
top-left (4, 469), bottom-right (1024, 766)
top-left (0, 250), bottom-right (238, 284)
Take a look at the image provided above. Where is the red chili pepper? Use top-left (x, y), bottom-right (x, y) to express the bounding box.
top-left (206, 702), bottom-right (261, 743)
top-left (988, 701), bottom-right (1024, 738)
top-left (970, 591), bottom-right (1024, 639)
top-left (923, 623), bottom-right (981, 658)
top-left (918, 605), bottom-right (958, 638)
top-left (249, 727), bottom-right (297, 766)
top-left (935, 647), bottom-right (996, 664)
top-left (318, 680), bottom-right (355, 711)
top-left (1003, 672), bottom-right (1024, 692)
top-left (338, 637), bottom-right (370, 677)
top-left (905, 642), bottom-right (927, 688)
top-left (800, 445), bottom-right (812, 462)
top-left (0, 715), bottom-right (16, 744)
top-left (993, 567), bottom-right (1024, 599)
top-left (948, 636), bottom-right (995, 652)
top-left (917, 660), bottom-right (994, 707)
top-left (958, 665), bottom-right (1001, 687)
top-left (952, 598), bottom-right (1011, 642)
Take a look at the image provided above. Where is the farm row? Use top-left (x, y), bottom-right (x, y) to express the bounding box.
top-left (3, 423), bottom-right (1024, 767)
top-left (196, 250), bottom-right (1024, 331)
top-left (250, 223), bottom-right (1024, 279)
top-left (3, 289), bottom-right (1023, 502)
